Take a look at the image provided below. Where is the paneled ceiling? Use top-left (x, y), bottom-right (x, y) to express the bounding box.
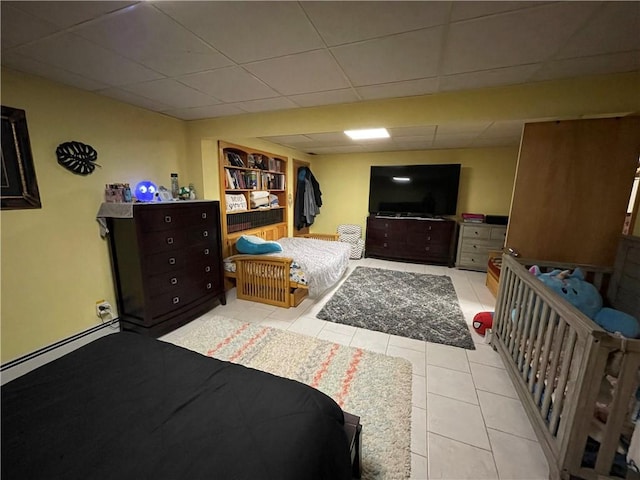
top-left (2, 1), bottom-right (639, 154)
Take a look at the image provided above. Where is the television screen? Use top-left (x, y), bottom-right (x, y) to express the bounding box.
top-left (368, 164), bottom-right (461, 216)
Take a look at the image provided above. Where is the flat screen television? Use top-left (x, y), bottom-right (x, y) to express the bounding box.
top-left (368, 164), bottom-right (461, 217)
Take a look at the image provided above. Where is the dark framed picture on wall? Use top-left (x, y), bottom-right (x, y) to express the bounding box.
top-left (1, 105), bottom-right (41, 210)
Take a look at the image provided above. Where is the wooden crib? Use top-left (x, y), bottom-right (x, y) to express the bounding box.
top-left (491, 235), bottom-right (640, 480)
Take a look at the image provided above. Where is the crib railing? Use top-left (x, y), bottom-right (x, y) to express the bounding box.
top-left (492, 255), bottom-right (640, 480)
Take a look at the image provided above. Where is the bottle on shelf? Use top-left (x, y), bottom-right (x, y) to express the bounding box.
top-left (170, 173), bottom-right (179, 199)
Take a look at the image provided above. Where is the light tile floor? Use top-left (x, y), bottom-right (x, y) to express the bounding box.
top-left (165, 257), bottom-right (550, 480)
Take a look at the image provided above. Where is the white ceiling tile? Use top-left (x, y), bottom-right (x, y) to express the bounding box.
top-left (161, 104), bottom-right (247, 120)
top-left (0, 4), bottom-right (59, 49)
top-left (97, 87), bottom-right (172, 112)
top-left (2, 52), bottom-right (110, 91)
top-left (7, 1), bottom-right (134, 29)
top-left (437, 123), bottom-right (491, 135)
top-left (555, 2), bottom-right (640, 59)
top-left (333, 28), bottom-right (444, 86)
top-left (393, 135), bottom-right (433, 149)
top-left (178, 67), bottom-right (279, 103)
top-left (450, 2), bottom-right (551, 22)
top-left (305, 131), bottom-right (354, 145)
top-left (302, 1), bottom-right (450, 46)
top-left (432, 136), bottom-right (474, 149)
top-left (233, 97), bottom-right (298, 113)
top-left (13, 32), bottom-right (163, 86)
top-left (532, 51), bottom-right (640, 82)
top-left (481, 121), bottom-right (524, 138)
top-left (74, 3), bottom-right (232, 77)
top-left (288, 89), bottom-right (360, 107)
top-left (442, 3), bottom-right (599, 74)
top-left (307, 145), bottom-right (366, 155)
top-left (259, 135), bottom-right (316, 146)
top-left (356, 78), bottom-right (439, 100)
top-left (470, 136), bottom-right (521, 147)
top-left (120, 79), bottom-right (218, 109)
top-left (439, 64), bottom-right (541, 92)
top-left (155, 1), bottom-right (323, 63)
top-left (389, 126), bottom-right (437, 137)
top-left (245, 50), bottom-right (351, 95)
top-left (392, 136), bottom-right (435, 145)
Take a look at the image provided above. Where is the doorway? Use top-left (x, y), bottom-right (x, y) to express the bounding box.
top-left (292, 158), bottom-right (310, 236)
top-left (623, 159), bottom-right (640, 235)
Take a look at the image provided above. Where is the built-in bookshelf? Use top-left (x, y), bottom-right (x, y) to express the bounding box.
top-left (218, 141), bottom-right (288, 253)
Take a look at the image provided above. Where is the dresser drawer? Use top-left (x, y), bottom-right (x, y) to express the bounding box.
top-left (145, 249), bottom-right (188, 276)
top-left (180, 204), bottom-right (215, 227)
top-left (460, 240), bottom-right (494, 255)
top-left (136, 207), bottom-right (185, 232)
top-left (149, 287), bottom-right (200, 318)
top-left (458, 252), bottom-right (489, 269)
top-left (489, 227), bottom-right (506, 243)
top-left (461, 225), bottom-right (490, 240)
top-left (186, 243), bottom-right (216, 265)
top-left (139, 229), bottom-right (186, 254)
top-left (147, 268), bottom-right (189, 294)
top-left (186, 225), bottom-right (218, 246)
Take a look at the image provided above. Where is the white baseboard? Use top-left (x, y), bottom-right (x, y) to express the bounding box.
top-left (1, 320), bottom-right (120, 385)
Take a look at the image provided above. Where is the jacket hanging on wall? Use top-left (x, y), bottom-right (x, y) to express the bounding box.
top-left (295, 167), bottom-right (323, 230)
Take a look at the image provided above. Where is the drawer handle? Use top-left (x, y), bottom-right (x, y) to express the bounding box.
top-left (172, 296), bottom-right (180, 304)
top-left (202, 212), bottom-right (207, 219)
top-left (206, 283), bottom-right (212, 290)
top-left (168, 257), bottom-right (176, 265)
top-left (384, 233), bottom-right (388, 238)
top-left (204, 248), bottom-right (210, 255)
top-left (205, 266), bottom-right (211, 273)
top-left (428, 226), bottom-right (432, 231)
top-left (383, 242), bottom-right (387, 247)
top-left (427, 236), bottom-right (431, 241)
top-left (170, 277), bottom-right (178, 285)
top-left (425, 246), bottom-right (430, 251)
top-left (167, 237), bottom-right (174, 245)
top-left (164, 215), bottom-right (172, 223)
top-left (203, 231), bottom-right (209, 237)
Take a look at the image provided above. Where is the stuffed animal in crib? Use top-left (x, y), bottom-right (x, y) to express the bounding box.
top-left (529, 266), bottom-right (640, 339)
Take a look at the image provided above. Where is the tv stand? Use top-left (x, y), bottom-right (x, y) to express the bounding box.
top-left (365, 215), bottom-right (457, 266)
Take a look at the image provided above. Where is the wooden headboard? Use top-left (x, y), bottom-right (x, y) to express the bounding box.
top-left (608, 235), bottom-right (640, 318)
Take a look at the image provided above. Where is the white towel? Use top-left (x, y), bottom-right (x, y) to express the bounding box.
top-left (250, 190), bottom-right (269, 200)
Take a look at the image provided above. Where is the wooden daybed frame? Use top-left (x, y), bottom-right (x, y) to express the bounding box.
top-left (490, 235), bottom-right (640, 480)
top-left (223, 232), bottom-right (340, 308)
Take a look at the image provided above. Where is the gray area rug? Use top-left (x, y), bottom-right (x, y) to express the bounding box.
top-left (317, 266), bottom-right (475, 350)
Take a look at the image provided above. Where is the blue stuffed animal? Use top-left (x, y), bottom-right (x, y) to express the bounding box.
top-left (530, 266), bottom-right (640, 339)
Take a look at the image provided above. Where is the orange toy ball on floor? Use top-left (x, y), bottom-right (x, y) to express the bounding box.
top-left (472, 311), bottom-right (494, 336)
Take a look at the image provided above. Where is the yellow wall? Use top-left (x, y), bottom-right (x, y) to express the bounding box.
top-left (309, 148), bottom-right (518, 235)
top-left (0, 69), bottom-right (190, 362)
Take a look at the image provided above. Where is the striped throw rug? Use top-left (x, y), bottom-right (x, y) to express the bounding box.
top-left (169, 315), bottom-right (412, 480)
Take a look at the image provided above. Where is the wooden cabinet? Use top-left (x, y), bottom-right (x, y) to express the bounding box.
top-left (365, 216), bottom-right (457, 265)
top-left (106, 201), bottom-right (226, 337)
top-left (218, 141), bottom-right (288, 257)
top-left (456, 222), bottom-right (507, 271)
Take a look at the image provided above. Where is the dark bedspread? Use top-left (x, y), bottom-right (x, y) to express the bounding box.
top-left (1, 332), bottom-right (351, 480)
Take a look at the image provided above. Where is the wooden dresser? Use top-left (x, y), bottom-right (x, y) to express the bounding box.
top-left (106, 201), bottom-right (226, 337)
top-left (365, 215), bottom-right (457, 266)
top-left (455, 222), bottom-right (507, 271)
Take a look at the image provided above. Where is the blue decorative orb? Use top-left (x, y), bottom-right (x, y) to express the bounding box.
top-left (135, 181), bottom-right (157, 202)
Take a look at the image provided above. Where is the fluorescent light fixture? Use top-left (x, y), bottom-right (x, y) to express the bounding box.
top-left (392, 176), bottom-right (411, 183)
top-left (344, 128), bottom-right (390, 140)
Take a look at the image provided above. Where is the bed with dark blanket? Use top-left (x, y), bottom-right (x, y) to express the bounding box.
top-left (1, 332), bottom-right (353, 479)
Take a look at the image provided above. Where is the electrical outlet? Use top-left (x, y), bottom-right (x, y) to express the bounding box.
top-left (95, 300), bottom-right (112, 317)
